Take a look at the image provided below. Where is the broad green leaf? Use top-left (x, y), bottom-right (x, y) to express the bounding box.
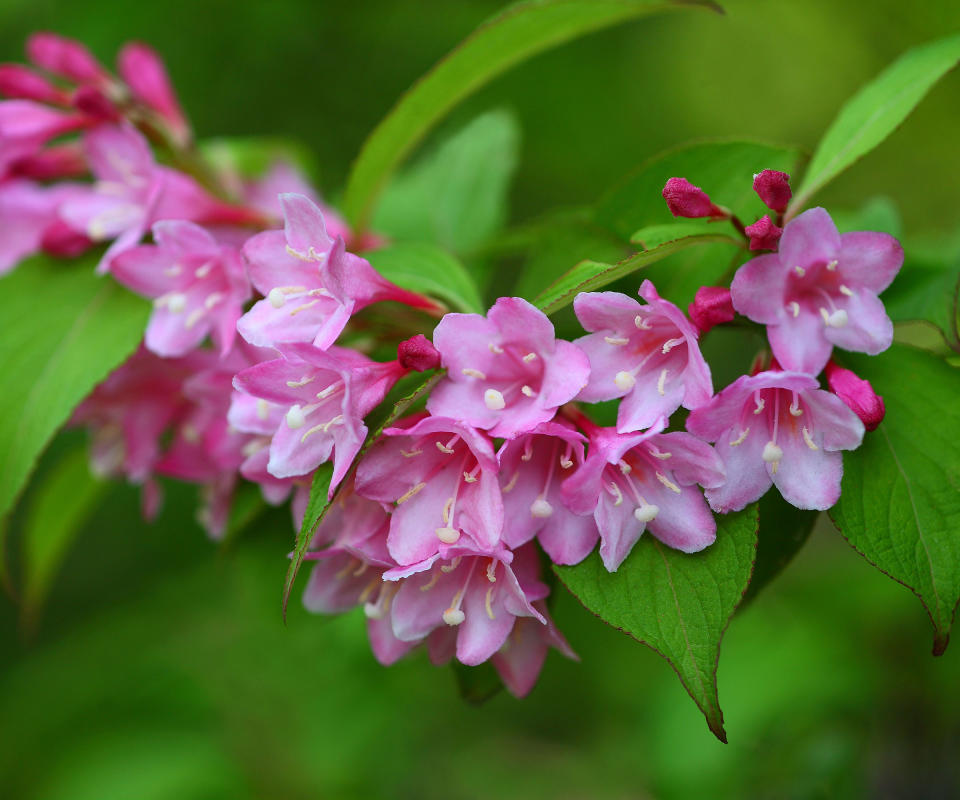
top-left (742, 495), bottom-right (819, 605)
top-left (366, 242), bottom-right (484, 313)
top-left (830, 345), bottom-right (960, 655)
top-left (832, 196), bottom-right (902, 238)
top-left (884, 251), bottom-right (960, 351)
top-left (20, 444), bottom-right (107, 629)
top-left (0, 257), bottom-right (149, 519)
top-left (282, 464), bottom-right (334, 620)
top-left (342, 0), bottom-right (721, 231)
top-left (373, 110), bottom-right (520, 255)
top-left (555, 506), bottom-right (759, 742)
top-left (788, 34), bottom-right (960, 216)
top-left (533, 233), bottom-right (732, 316)
top-left (630, 219), bottom-right (740, 250)
top-left (452, 661), bottom-right (504, 705)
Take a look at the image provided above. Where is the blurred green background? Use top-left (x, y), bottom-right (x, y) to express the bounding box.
top-left (2, 1), bottom-right (960, 798)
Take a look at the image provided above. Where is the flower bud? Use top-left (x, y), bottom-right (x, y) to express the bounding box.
top-left (824, 360), bottom-right (885, 431)
top-left (752, 170), bottom-right (791, 213)
top-left (398, 334), bottom-right (441, 372)
top-left (72, 85), bottom-right (120, 121)
top-left (0, 64), bottom-right (67, 104)
top-left (27, 32), bottom-right (107, 84)
top-left (117, 42), bottom-right (189, 141)
top-left (10, 144), bottom-right (87, 180)
top-left (662, 177), bottom-right (725, 219)
top-left (688, 286), bottom-right (734, 334)
top-left (42, 219), bottom-right (93, 258)
top-left (744, 214), bottom-right (783, 251)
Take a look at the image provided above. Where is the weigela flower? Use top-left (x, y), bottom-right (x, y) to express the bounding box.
top-left (117, 42), bottom-right (190, 145)
top-left (730, 207), bottom-right (903, 375)
top-left (355, 415), bottom-right (503, 566)
top-left (26, 32), bottom-right (108, 84)
top-left (384, 544), bottom-right (548, 667)
top-left (0, 180), bottom-right (86, 274)
top-left (498, 421), bottom-right (598, 566)
top-left (233, 343), bottom-right (405, 488)
top-left (428, 297), bottom-right (590, 438)
top-left (562, 419), bottom-right (725, 571)
top-left (238, 193), bottom-right (435, 349)
top-left (0, 99), bottom-right (85, 176)
top-left (662, 177), bottom-right (726, 218)
top-left (0, 64), bottom-right (70, 104)
top-left (490, 602), bottom-right (577, 698)
top-left (752, 169), bottom-right (791, 213)
top-left (111, 220), bottom-right (251, 357)
top-left (687, 285), bottom-right (735, 334)
top-left (573, 280), bottom-right (713, 433)
top-left (744, 214), bottom-right (782, 251)
top-left (824, 360), bottom-right (885, 432)
top-left (686, 369), bottom-right (865, 512)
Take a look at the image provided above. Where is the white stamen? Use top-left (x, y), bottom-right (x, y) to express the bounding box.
top-left (826, 259), bottom-right (838, 271)
top-left (286, 375), bottom-right (316, 388)
top-left (363, 601), bottom-right (384, 620)
top-left (635, 314), bottom-right (652, 329)
top-left (661, 337), bottom-right (683, 354)
top-left (462, 471), bottom-right (477, 483)
top-left (839, 285), bottom-right (854, 297)
top-left (502, 472), bottom-right (520, 493)
top-left (185, 308), bottom-right (205, 328)
top-left (605, 336), bottom-right (629, 346)
top-left (289, 299), bottom-right (319, 316)
top-left (204, 292), bottom-right (223, 309)
top-left (648, 446), bottom-right (672, 460)
top-left (522, 352), bottom-right (538, 363)
top-left (794, 265), bottom-right (806, 277)
top-left (657, 369), bottom-right (668, 396)
top-left (826, 309), bottom-right (848, 327)
top-left (194, 261), bottom-right (213, 279)
top-left (608, 482), bottom-right (624, 506)
top-left (753, 397), bottom-right (765, 415)
top-left (442, 608), bottom-right (465, 626)
top-left (436, 527), bottom-right (461, 544)
top-left (442, 498), bottom-right (454, 524)
top-left (285, 404), bottom-right (306, 429)
top-left (401, 448), bottom-right (422, 458)
top-left (162, 292), bottom-right (187, 313)
top-left (802, 426), bottom-right (819, 451)
top-left (521, 385), bottom-right (536, 397)
top-left (485, 586), bottom-right (496, 619)
top-left (435, 441), bottom-right (455, 454)
top-left (484, 389), bottom-right (506, 410)
top-left (530, 498), bottom-right (553, 518)
top-left (307, 287), bottom-right (332, 297)
top-left (486, 559), bottom-right (498, 582)
top-left (397, 482), bottom-right (426, 504)
top-left (462, 368), bottom-right (486, 379)
top-left (614, 371), bottom-right (636, 392)
top-left (789, 402), bottom-right (803, 417)
top-left (634, 503), bottom-right (660, 523)
top-left (788, 301), bottom-right (800, 318)
top-left (729, 428), bottom-right (750, 446)
top-left (267, 287), bottom-right (286, 308)
top-left (559, 455), bottom-right (573, 469)
top-left (762, 441), bottom-right (783, 463)
top-left (256, 399), bottom-right (270, 421)
top-left (656, 472), bottom-right (681, 493)
top-left (488, 342), bottom-right (504, 354)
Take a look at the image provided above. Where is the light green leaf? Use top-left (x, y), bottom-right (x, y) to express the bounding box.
top-left (830, 345), bottom-right (960, 655)
top-left (555, 506), bottom-right (759, 742)
top-left (342, 0), bottom-right (722, 232)
top-left (366, 242), bottom-right (485, 313)
top-left (630, 219), bottom-right (741, 250)
top-left (20, 444), bottom-right (107, 629)
top-left (373, 110), bottom-right (520, 255)
top-left (789, 33), bottom-right (960, 216)
top-left (282, 464), bottom-right (334, 620)
top-left (0, 257), bottom-right (149, 519)
top-left (884, 252), bottom-right (960, 351)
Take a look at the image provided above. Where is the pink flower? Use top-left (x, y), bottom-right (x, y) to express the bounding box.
top-left (355, 415), bottom-right (503, 566)
top-left (686, 369), bottom-right (865, 512)
top-left (428, 297), bottom-right (590, 438)
top-left (744, 214), bottom-right (782, 251)
top-left (111, 220), bottom-right (251, 357)
top-left (0, 99), bottom-right (85, 176)
top-left (0, 180), bottom-right (83, 274)
top-left (573, 280), bottom-right (713, 433)
top-left (562, 419), bottom-right (725, 571)
top-left (385, 544), bottom-right (548, 667)
top-left (824, 360), bottom-right (885, 432)
top-left (233, 343), bottom-right (405, 488)
top-left (687, 285), bottom-right (735, 335)
top-left (662, 177), bottom-right (726, 218)
top-left (753, 169), bottom-right (791, 213)
top-left (117, 42), bottom-right (190, 145)
top-left (730, 207), bottom-right (903, 375)
top-left (27, 32), bottom-right (108, 84)
top-left (8, 142), bottom-right (87, 180)
top-left (498, 421), bottom-right (598, 565)
top-left (238, 193), bottom-right (435, 349)
top-left (0, 64), bottom-right (69, 104)
top-left (491, 602), bottom-right (577, 698)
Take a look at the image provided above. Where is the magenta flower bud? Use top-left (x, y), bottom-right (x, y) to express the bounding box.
top-left (10, 143), bottom-right (87, 180)
top-left (753, 170), bottom-right (791, 213)
top-left (117, 42), bottom-right (189, 140)
top-left (398, 334), bottom-right (441, 372)
top-left (41, 219), bottom-right (92, 258)
top-left (0, 64), bottom-right (68, 104)
top-left (824, 361), bottom-right (885, 431)
top-left (73, 85), bottom-right (119, 121)
top-left (26, 32), bottom-right (107, 84)
top-left (744, 214), bottom-right (783, 251)
top-left (662, 177), bottom-right (725, 219)
top-left (688, 285), bottom-right (735, 334)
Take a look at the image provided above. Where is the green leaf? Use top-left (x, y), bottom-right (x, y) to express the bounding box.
top-left (630, 219), bottom-right (740, 249)
top-left (282, 464), bottom-right (334, 620)
top-left (200, 136), bottom-right (321, 185)
top-left (20, 444), bottom-right (107, 630)
top-left (555, 506), bottom-right (759, 742)
top-left (742, 495), bottom-right (819, 605)
top-left (342, 0), bottom-right (721, 232)
top-left (789, 33), bottom-right (960, 216)
top-left (452, 661), bottom-right (505, 705)
top-left (0, 257), bottom-right (149, 519)
top-left (373, 110), bottom-right (520, 255)
top-left (884, 251), bottom-right (960, 351)
top-left (366, 242), bottom-right (484, 313)
top-left (533, 233), bottom-right (732, 316)
top-left (829, 345), bottom-right (960, 655)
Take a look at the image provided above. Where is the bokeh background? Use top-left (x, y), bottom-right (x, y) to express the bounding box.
top-left (2, 1), bottom-right (960, 798)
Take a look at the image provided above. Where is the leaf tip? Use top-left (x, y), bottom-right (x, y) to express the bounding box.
top-left (707, 712), bottom-right (728, 743)
top-left (932, 630), bottom-right (950, 657)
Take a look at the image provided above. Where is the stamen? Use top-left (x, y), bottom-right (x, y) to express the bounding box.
top-left (442, 497), bottom-right (453, 524)
top-left (194, 261), bottom-right (213, 278)
top-left (522, 352), bottom-right (538, 363)
top-left (826, 259), bottom-right (838, 271)
top-left (789, 392), bottom-right (803, 416)
top-left (521, 439), bottom-right (534, 462)
top-left (794, 265), bottom-right (806, 277)
top-left (656, 472), bottom-right (682, 493)
top-left (615, 371), bottom-right (636, 392)
top-left (420, 571), bottom-right (442, 592)
top-left (315, 383), bottom-right (341, 400)
top-left (648, 445), bottom-right (672, 460)
top-left (530, 497), bottom-right (554, 518)
top-left (440, 557), bottom-right (462, 573)
top-left (787, 301), bottom-right (800, 317)
top-left (839, 285), bottom-right (854, 297)
top-left (435, 441), bottom-right (455, 454)
top-left (286, 375), bottom-right (316, 388)
top-left (802, 426), bottom-right (819, 451)
top-left (559, 444), bottom-right (574, 470)
top-left (729, 427), bottom-right (750, 446)
top-left (335, 558), bottom-right (358, 580)
top-left (462, 368), bottom-right (486, 379)
top-left (605, 336), bottom-right (629, 345)
top-left (436, 526), bottom-right (460, 544)
top-left (634, 502), bottom-right (660, 523)
top-left (521, 385), bottom-right (536, 397)
top-left (462, 471), bottom-right (477, 483)
top-left (502, 472), bottom-right (520, 493)
top-left (753, 393), bottom-right (765, 415)
top-left (634, 314), bottom-right (652, 329)
top-left (157, 292), bottom-right (186, 313)
top-left (657, 369), bottom-right (668, 396)
top-left (256, 399), bottom-right (270, 421)
top-left (400, 448), bottom-right (422, 458)
top-left (285, 244), bottom-right (312, 261)
top-left (485, 586), bottom-right (496, 620)
top-left (185, 308), bottom-right (205, 329)
top-left (358, 576), bottom-right (380, 604)
top-left (286, 404), bottom-right (306, 429)
top-left (484, 388), bottom-right (506, 410)
top-left (300, 415), bottom-right (343, 442)
top-left (488, 342), bottom-right (504, 354)
top-left (661, 337), bottom-right (683, 354)
top-left (352, 561), bottom-right (368, 577)
top-left (307, 287), bottom-right (332, 297)
top-left (289, 299), bottom-right (319, 316)
top-left (397, 482), bottom-right (426, 504)
top-left (607, 481), bottom-right (624, 506)
top-left (486, 560), bottom-right (498, 583)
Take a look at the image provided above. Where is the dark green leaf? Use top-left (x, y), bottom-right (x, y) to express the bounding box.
top-left (282, 464), bottom-right (334, 620)
top-left (789, 33), bottom-right (960, 215)
top-left (373, 110), bottom-right (520, 255)
top-left (0, 257), bottom-right (149, 519)
top-left (452, 661), bottom-right (505, 705)
top-left (555, 506), bottom-right (759, 742)
top-left (342, 0), bottom-right (722, 231)
top-left (829, 345), bottom-right (960, 655)
top-left (884, 251), bottom-right (960, 351)
top-left (366, 242), bottom-right (484, 313)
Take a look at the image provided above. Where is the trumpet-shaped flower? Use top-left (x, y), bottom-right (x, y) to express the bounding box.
top-left (573, 280), bottom-right (713, 433)
top-left (686, 369), bottom-right (865, 512)
top-left (428, 297), bottom-right (590, 438)
top-left (730, 207), bottom-right (903, 374)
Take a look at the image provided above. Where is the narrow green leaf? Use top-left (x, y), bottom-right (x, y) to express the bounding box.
top-left (373, 110), bottom-right (520, 255)
top-left (789, 33), bottom-right (960, 216)
top-left (20, 444), bottom-right (107, 629)
top-left (742, 495), bottom-right (818, 605)
top-left (533, 233), bottom-right (731, 316)
top-left (555, 506), bottom-right (759, 742)
top-left (630, 219), bottom-right (740, 249)
top-left (366, 242), bottom-right (484, 313)
top-left (282, 464), bottom-right (334, 620)
top-left (0, 257), bottom-right (149, 519)
top-left (452, 661), bottom-right (505, 705)
top-left (342, 0), bottom-right (721, 231)
top-left (829, 345), bottom-right (960, 655)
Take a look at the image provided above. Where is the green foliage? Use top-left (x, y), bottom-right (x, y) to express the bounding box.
top-left (0, 257), bottom-right (149, 519)
top-left (830, 345), bottom-right (960, 655)
top-left (789, 33), bottom-right (960, 215)
top-left (366, 242), bottom-right (485, 314)
top-left (885, 248), bottom-right (960, 351)
top-left (373, 110), bottom-right (520, 256)
top-left (282, 464), bottom-right (334, 620)
top-left (199, 135), bottom-right (321, 186)
top-left (630, 219), bottom-right (740, 250)
top-left (555, 506), bottom-right (759, 741)
top-left (742, 495), bottom-right (819, 605)
top-left (342, 0), bottom-right (721, 231)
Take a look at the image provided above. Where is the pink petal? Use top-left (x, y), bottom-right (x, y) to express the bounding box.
top-left (778, 207), bottom-right (840, 269)
top-left (704, 425), bottom-right (773, 513)
top-left (838, 231), bottom-right (904, 294)
top-left (768, 306), bottom-right (834, 375)
top-left (824, 290), bottom-right (894, 356)
top-left (646, 484), bottom-right (717, 553)
top-left (616, 375), bottom-right (685, 433)
top-left (281, 192), bottom-right (332, 255)
top-left (730, 253), bottom-right (787, 324)
top-left (487, 296), bottom-right (557, 354)
top-left (537, 511), bottom-right (599, 566)
top-left (772, 433), bottom-right (843, 510)
top-left (573, 290), bottom-right (641, 333)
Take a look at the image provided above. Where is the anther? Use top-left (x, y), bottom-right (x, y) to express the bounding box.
top-left (502, 472), bottom-right (519, 493)
top-left (400, 448), bottom-right (422, 458)
top-left (286, 375), bottom-right (316, 388)
top-left (462, 471), bottom-right (477, 483)
top-left (289, 299), bottom-right (319, 316)
top-left (762, 441), bottom-right (783, 463)
top-left (661, 337), bottom-right (683, 354)
top-left (656, 472), bottom-right (681, 493)
top-left (522, 352), bottom-right (538, 362)
top-left (615, 371), bottom-right (636, 392)
top-left (826, 260), bottom-right (838, 271)
top-left (618, 459), bottom-right (632, 474)
top-left (729, 427), bottom-right (750, 446)
top-left (521, 385), bottom-right (536, 397)
top-left (442, 608), bottom-right (465, 626)
top-left (657, 369), bottom-right (668, 396)
top-left (484, 388), bottom-right (506, 410)
top-left (608, 482), bottom-right (624, 506)
top-left (605, 336), bottom-right (629, 345)
top-left (285, 404), bottom-right (306, 429)
top-left (397, 482), bottom-right (426, 504)
top-left (530, 498), bottom-right (553, 518)
top-left (436, 526), bottom-right (461, 544)
top-left (488, 342), bottom-right (504, 354)
top-left (635, 315), bottom-right (651, 329)
top-left (195, 261), bottom-right (213, 278)
top-left (462, 368), bottom-right (486, 379)
top-left (839, 285), bottom-right (854, 297)
top-left (788, 301), bottom-right (800, 317)
top-left (256, 399), bottom-right (270, 421)
top-left (794, 265), bottom-right (806, 277)
top-left (802, 426), bottom-right (819, 450)
top-left (485, 586), bottom-right (496, 620)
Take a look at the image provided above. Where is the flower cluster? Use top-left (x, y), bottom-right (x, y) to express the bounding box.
top-left (2, 34), bottom-right (902, 695)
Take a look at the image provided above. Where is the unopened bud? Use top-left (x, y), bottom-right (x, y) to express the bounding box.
top-left (73, 85), bottom-right (120, 121)
top-left (744, 214), bottom-right (783, 251)
top-left (11, 144), bottom-right (87, 180)
top-left (398, 334), bottom-right (441, 372)
top-left (41, 220), bottom-right (92, 258)
top-left (824, 360), bottom-right (885, 431)
top-left (662, 177), bottom-right (726, 219)
top-left (753, 170), bottom-right (791, 213)
top-left (0, 64), bottom-right (67, 104)
top-left (688, 286), bottom-right (735, 334)
top-left (27, 32), bottom-right (107, 84)
top-left (117, 42), bottom-right (189, 141)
